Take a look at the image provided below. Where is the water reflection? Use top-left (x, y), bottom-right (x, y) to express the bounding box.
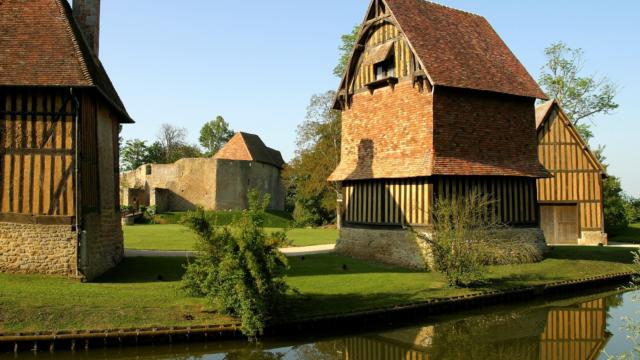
top-left (6, 291), bottom-right (635, 359)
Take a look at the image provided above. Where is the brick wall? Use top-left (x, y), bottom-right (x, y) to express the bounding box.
top-left (0, 222), bottom-right (77, 276)
top-left (432, 87), bottom-right (542, 177)
top-left (331, 81), bottom-right (434, 180)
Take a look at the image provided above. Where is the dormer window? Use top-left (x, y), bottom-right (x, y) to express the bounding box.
top-left (375, 59), bottom-right (395, 80)
top-left (364, 41), bottom-right (398, 93)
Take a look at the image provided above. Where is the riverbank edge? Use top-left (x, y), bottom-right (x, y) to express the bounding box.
top-left (1, 271), bottom-right (636, 353)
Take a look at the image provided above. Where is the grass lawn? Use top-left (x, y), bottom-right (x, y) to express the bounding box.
top-left (610, 223), bottom-right (640, 243)
top-left (152, 210), bottom-right (293, 228)
top-left (0, 246), bottom-right (636, 333)
top-left (124, 224), bottom-right (338, 250)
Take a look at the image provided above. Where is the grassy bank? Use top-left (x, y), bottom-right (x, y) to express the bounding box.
top-left (0, 246), bottom-right (636, 333)
top-left (124, 224), bottom-right (338, 250)
top-left (610, 223), bottom-right (640, 243)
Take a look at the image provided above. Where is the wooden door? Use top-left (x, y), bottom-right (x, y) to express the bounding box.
top-left (540, 205), bottom-right (578, 245)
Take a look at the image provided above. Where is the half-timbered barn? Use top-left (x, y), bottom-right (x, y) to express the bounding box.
top-left (0, 0), bottom-right (133, 279)
top-left (536, 100), bottom-right (607, 245)
top-left (329, 0), bottom-right (550, 268)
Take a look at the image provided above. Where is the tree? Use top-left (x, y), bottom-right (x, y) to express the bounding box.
top-left (120, 139), bottom-right (150, 171)
top-left (284, 91), bottom-right (341, 225)
top-left (538, 42), bottom-right (618, 142)
top-left (594, 146), bottom-right (629, 236)
top-left (333, 25), bottom-right (360, 78)
top-left (199, 116), bottom-right (234, 156)
top-left (157, 123), bottom-right (188, 163)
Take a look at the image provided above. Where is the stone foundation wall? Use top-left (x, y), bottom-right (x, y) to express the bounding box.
top-left (579, 231), bottom-right (608, 246)
top-left (0, 222), bottom-right (77, 276)
top-left (336, 227), bottom-right (430, 269)
top-left (81, 212), bottom-right (124, 281)
top-left (337, 226), bottom-right (548, 270)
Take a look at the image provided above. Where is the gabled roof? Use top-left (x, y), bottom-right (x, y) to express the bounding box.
top-left (214, 132), bottom-right (285, 169)
top-left (536, 100), bottom-right (605, 174)
top-left (338, 0), bottom-right (547, 100)
top-left (0, 0), bottom-right (133, 123)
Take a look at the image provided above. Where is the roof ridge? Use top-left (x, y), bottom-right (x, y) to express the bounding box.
top-left (418, 0), bottom-right (483, 18)
top-left (53, 0), bottom-right (93, 86)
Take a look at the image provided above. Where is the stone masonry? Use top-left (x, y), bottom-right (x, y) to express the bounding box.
top-left (0, 222), bottom-right (78, 276)
top-left (337, 226), bottom-right (548, 270)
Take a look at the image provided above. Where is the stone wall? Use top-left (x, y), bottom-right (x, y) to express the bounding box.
top-left (580, 231), bottom-right (608, 246)
top-left (337, 226), bottom-right (548, 270)
top-left (121, 158), bottom-right (285, 212)
top-left (0, 222), bottom-right (77, 276)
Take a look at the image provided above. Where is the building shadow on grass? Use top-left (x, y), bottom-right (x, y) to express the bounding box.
top-left (546, 246), bottom-right (635, 264)
top-left (286, 254), bottom-right (423, 278)
top-left (95, 257), bottom-right (188, 284)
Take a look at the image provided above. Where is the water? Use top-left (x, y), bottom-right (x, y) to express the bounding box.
top-left (5, 289), bottom-right (640, 359)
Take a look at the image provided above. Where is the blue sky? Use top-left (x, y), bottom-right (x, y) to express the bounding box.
top-left (95, 1), bottom-right (639, 196)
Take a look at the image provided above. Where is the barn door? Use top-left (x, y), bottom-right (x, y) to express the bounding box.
top-left (540, 205), bottom-right (579, 245)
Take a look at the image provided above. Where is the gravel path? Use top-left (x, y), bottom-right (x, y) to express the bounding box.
top-left (125, 244), bottom-right (336, 258)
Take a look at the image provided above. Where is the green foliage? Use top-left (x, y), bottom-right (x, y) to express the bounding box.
top-left (538, 42), bottom-right (618, 142)
top-left (625, 196), bottom-right (640, 224)
top-left (181, 190), bottom-right (290, 337)
top-left (423, 192), bottom-right (501, 287)
top-left (333, 25), bottom-right (360, 78)
top-left (604, 175), bottom-right (630, 236)
top-left (199, 116), bottom-right (234, 156)
top-left (121, 139), bottom-right (151, 171)
top-left (284, 91), bottom-right (341, 226)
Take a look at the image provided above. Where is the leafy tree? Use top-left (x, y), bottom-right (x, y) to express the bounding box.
top-left (181, 190), bottom-right (290, 337)
top-left (594, 146), bottom-right (629, 236)
top-left (284, 91), bottom-right (341, 226)
top-left (199, 116), bottom-right (235, 156)
top-left (146, 141), bottom-right (166, 164)
top-left (625, 195), bottom-right (640, 224)
top-left (121, 139), bottom-right (151, 171)
top-left (539, 42), bottom-right (618, 142)
top-left (333, 25), bottom-right (360, 78)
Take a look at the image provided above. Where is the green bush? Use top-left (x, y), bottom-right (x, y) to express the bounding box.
top-left (153, 209), bottom-right (293, 227)
top-left (603, 176), bottom-right (629, 236)
top-left (420, 191), bottom-right (500, 287)
top-left (181, 190), bottom-right (290, 337)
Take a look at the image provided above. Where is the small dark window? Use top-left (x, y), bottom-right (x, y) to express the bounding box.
top-left (374, 58), bottom-right (395, 81)
top-left (146, 165), bottom-right (152, 175)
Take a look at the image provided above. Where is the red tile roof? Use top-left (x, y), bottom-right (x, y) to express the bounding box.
top-left (386, 0), bottom-right (547, 99)
top-left (214, 132), bottom-right (285, 169)
top-left (0, 0), bottom-right (132, 123)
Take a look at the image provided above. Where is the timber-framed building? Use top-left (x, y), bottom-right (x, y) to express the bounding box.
top-left (535, 101), bottom-right (607, 245)
top-left (0, 0), bottom-right (133, 279)
top-left (329, 0), bottom-right (550, 268)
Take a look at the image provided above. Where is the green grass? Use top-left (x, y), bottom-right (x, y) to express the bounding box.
top-left (124, 224), bottom-right (338, 250)
top-left (284, 246), bottom-right (637, 317)
top-left (152, 210), bottom-right (293, 228)
top-left (609, 223), bottom-right (640, 243)
top-left (0, 246), bottom-right (636, 333)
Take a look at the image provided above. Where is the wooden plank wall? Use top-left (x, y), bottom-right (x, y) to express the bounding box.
top-left (0, 89), bottom-right (76, 217)
top-left (79, 93), bottom-right (99, 212)
top-left (353, 22), bottom-right (418, 90)
top-left (434, 176), bottom-right (537, 225)
top-left (345, 336), bottom-right (431, 360)
top-left (343, 178), bottom-right (431, 226)
top-left (537, 110), bottom-right (603, 231)
top-left (343, 176), bottom-right (537, 226)
top-left (540, 298), bottom-right (607, 360)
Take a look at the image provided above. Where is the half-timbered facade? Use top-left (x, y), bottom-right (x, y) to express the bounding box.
top-left (0, 0), bottom-right (133, 279)
top-left (329, 0), bottom-right (549, 268)
top-left (536, 100), bottom-right (607, 245)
